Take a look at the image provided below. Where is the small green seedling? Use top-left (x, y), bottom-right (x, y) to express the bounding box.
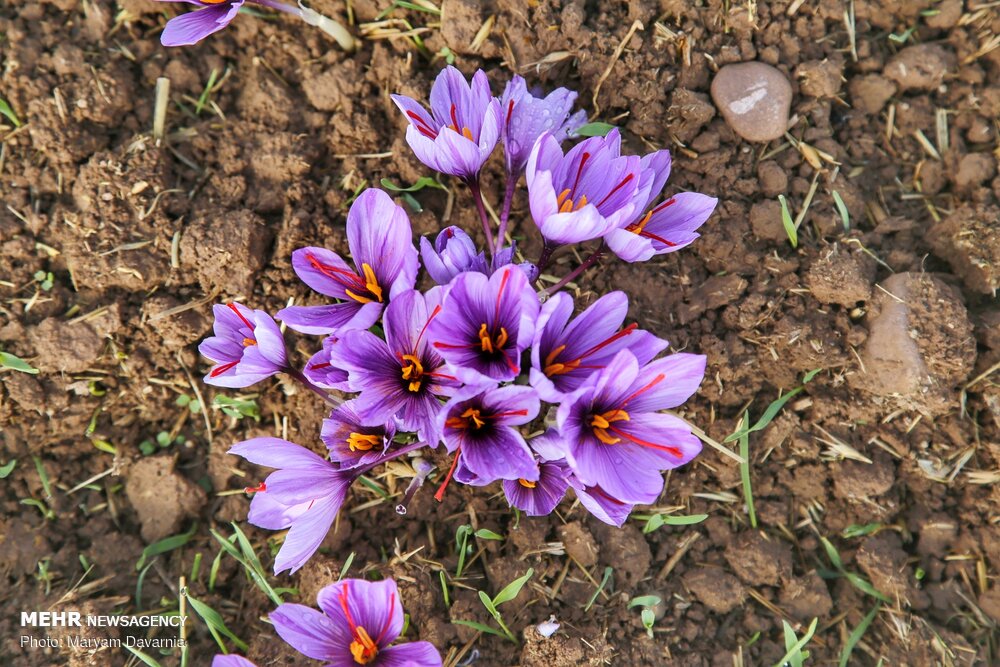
top-left (213, 395), bottom-right (260, 421)
top-left (454, 568), bottom-right (534, 642)
top-left (195, 68), bottom-right (220, 114)
top-left (0, 350), bottom-right (39, 374)
top-left (436, 46), bottom-right (457, 65)
top-left (474, 528), bottom-right (504, 541)
top-left (454, 524), bottom-right (473, 578)
top-left (629, 595), bottom-right (662, 638)
top-left (0, 97), bottom-right (22, 127)
top-left (634, 512), bottom-right (708, 534)
top-left (775, 617), bottom-right (817, 667)
top-left (175, 393), bottom-right (202, 414)
top-left (842, 523), bottom-right (882, 539)
top-left (778, 194), bottom-right (797, 248)
top-left (136, 524), bottom-right (198, 572)
top-left (380, 176), bottom-right (446, 193)
top-left (33, 271), bottom-right (54, 291)
top-left (572, 122), bottom-right (617, 137)
top-left (139, 431), bottom-right (184, 455)
top-left (818, 536), bottom-right (891, 603)
top-left (584, 566), bottom-right (614, 612)
top-left (0, 459), bottom-right (16, 479)
top-left (831, 190), bottom-right (850, 231)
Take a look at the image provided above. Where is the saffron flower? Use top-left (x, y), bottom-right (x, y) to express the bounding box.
top-left (333, 289), bottom-right (455, 443)
top-left (302, 335), bottom-right (350, 390)
top-left (557, 350), bottom-right (706, 505)
top-left (525, 129), bottom-right (670, 245)
top-left (156, 0), bottom-right (244, 47)
top-left (438, 385), bottom-right (540, 482)
top-left (321, 400), bottom-right (398, 469)
top-left (428, 264), bottom-right (539, 383)
top-left (502, 457), bottom-right (570, 516)
top-left (199, 302), bottom-right (288, 388)
top-left (278, 189), bottom-right (418, 335)
top-left (530, 291), bottom-right (667, 402)
top-left (419, 226), bottom-right (489, 285)
top-left (269, 578), bottom-right (441, 666)
top-left (391, 67), bottom-right (503, 182)
top-left (211, 656), bottom-right (256, 667)
top-left (605, 192), bottom-right (718, 263)
top-left (500, 75), bottom-right (587, 178)
top-left (229, 437), bottom-right (355, 574)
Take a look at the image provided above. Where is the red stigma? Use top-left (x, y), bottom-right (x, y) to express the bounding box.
top-left (494, 268), bottom-right (511, 322)
top-left (244, 481), bottom-right (266, 494)
top-left (227, 303), bottom-right (255, 330)
top-left (596, 173), bottom-right (635, 209)
top-left (309, 362), bottom-right (332, 370)
top-left (415, 305), bottom-right (442, 352)
top-left (434, 448), bottom-right (462, 502)
top-left (620, 373), bottom-right (666, 407)
top-left (306, 253), bottom-right (367, 290)
top-left (209, 360), bottom-right (239, 377)
top-left (607, 425), bottom-right (682, 458)
top-left (638, 230), bottom-right (678, 247)
top-left (506, 100), bottom-right (515, 130)
top-left (572, 151), bottom-right (591, 194)
top-left (406, 110), bottom-right (438, 139)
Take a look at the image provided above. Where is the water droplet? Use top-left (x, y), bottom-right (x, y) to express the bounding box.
top-left (395, 504), bottom-right (407, 515)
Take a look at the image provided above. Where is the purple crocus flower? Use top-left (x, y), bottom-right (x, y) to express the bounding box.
top-left (420, 226), bottom-right (490, 285)
top-left (199, 302), bottom-right (287, 388)
top-left (438, 385), bottom-right (540, 482)
top-left (278, 189), bottom-right (418, 335)
top-left (391, 67), bottom-right (502, 182)
top-left (321, 400), bottom-right (398, 469)
top-left (229, 437), bottom-right (355, 574)
top-left (525, 129), bottom-right (670, 245)
top-left (500, 75), bottom-right (587, 177)
top-left (530, 291), bottom-right (667, 402)
top-left (302, 335), bottom-right (350, 390)
top-left (211, 656), bottom-right (257, 667)
top-left (269, 578), bottom-right (441, 666)
top-left (502, 458), bottom-right (570, 516)
top-left (556, 350), bottom-right (706, 505)
top-left (428, 264), bottom-right (539, 384)
top-left (332, 289), bottom-right (456, 443)
top-left (156, 0), bottom-right (245, 47)
top-left (605, 192), bottom-right (718, 262)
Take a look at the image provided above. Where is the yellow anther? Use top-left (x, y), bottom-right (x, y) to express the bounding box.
top-left (518, 478), bottom-right (537, 489)
top-left (347, 433), bottom-right (380, 452)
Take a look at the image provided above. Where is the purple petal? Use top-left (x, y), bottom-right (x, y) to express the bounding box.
top-left (346, 189), bottom-right (418, 300)
top-left (211, 656), bottom-right (257, 667)
top-left (378, 642), bottom-right (443, 667)
top-left (527, 429), bottom-right (569, 462)
top-left (291, 247), bottom-right (356, 300)
top-left (569, 478), bottom-right (634, 527)
top-left (502, 460), bottom-right (569, 516)
top-left (160, 2), bottom-right (242, 47)
top-left (459, 427), bottom-right (538, 481)
top-left (228, 437), bottom-right (329, 470)
top-left (277, 301), bottom-right (380, 336)
top-left (269, 603), bottom-right (340, 661)
top-left (274, 492), bottom-right (344, 574)
top-left (620, 353), bottom-right (707, 413)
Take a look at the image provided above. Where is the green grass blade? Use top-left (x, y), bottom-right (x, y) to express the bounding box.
top-left (136, 524), bottom-right (197, 571)
top-left (0, 351), bottom-right (38, 374)
top-left (573, 122), bottom-right (616, 137)
top-left (186, 593), bottom-right (248, 652)
top-left (492, 568), bottom-right (533, 606)
top-left (739, 413), bottom-right (757, 528)
top-left (839, 603), bottom-right (880, 667)
top-left (0, 98), bottom-right (22, 127)
top-left (452, 619), bottom-right (506, 638)
top-left (124, 645), bottom-right (164, 667)
top-left (778, 195), bottom-right (797, 248)
top-left (773, 617), bottom-right (817, 667)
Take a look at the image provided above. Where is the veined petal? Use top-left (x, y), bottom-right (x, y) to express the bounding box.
top-left (345, 189), bottom-right (418, 298)
top-left (274, 493), bottom-right (344, 574)
top-left (160, 2), bottom-right (242, 47)
top-left (377, 642), bottom-right (443, 667)
top-left (277, 302), bottom-right (380, 336)
top-left (316, 579), bottom-right (404, 650)
top-left (290, 247), bottom-right (356, 299)
top-left (228, 437), bottom-right (329, 470)
top-left (269, 603), bottom-right (340, 661)
top-left (621, 353), bottom-right (707, 413)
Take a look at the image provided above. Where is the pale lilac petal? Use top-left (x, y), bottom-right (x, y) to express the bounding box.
top-left (160, 2), bottom-right (241, 47)
top-left (247, 493), bottom-right (310, 531)
top-left (527, 429), bottom-right (569, 462)
top-left (570, 479), bottom-right (634, 527)
top-left (378, 642), bottom-right (443, 667)
top-left (274, 493), bottom-right (344, 574)
top-left (277, 301), bottom-right (380, 336)
top-left (269, 603), bottom-right (340, 661)
top-left (228, 437), bottom-right (330, 470)
top-left (460, 428), bottom-right (537, 481)
top-left (345, 189), bottom-right (418, 299)
top-left (250, 310), bottom-right (287, 366)
top-left (291, 247), bottom-right (357, 300)
top-left (621, 353), bottom-right (707, 413)
top-left (566, 436), bottom-right (665, 505)
top-left (211, 655), bottom-right (257, 667)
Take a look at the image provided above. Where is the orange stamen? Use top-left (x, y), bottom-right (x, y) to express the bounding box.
top-left (518, 478), bottom-right (537, 489)
top-left (347, 433), bottom-right (380, 452)
top-left (590, 409), bottom-right (631, 445)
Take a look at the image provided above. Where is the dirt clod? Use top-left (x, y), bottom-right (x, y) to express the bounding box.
top-left (928, 203), bottom-right (1000, 295)
top-left (883, 44), bottom-right (956, 92)
top-left (124, 456), bottom-right (206, 542)
top-left (805, 246), bottom-right (875, 306)
top-left (557, 521), bottom-right (598, 568)
top-left (686, 567), bottom-right (745, 613)
top-left (31, 318), bottom-right (104, 373)
top-left (724, 531), bottom-right (793, 587)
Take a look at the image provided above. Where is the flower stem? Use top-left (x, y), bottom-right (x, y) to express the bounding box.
top-left (542, 245), bottom-right (605, 295)
top-left (468, 180), bottom-right (496, 260)
top-left (252, 0), bottom-right (358, 51)
top-left (535, 241), bottom-right (558, 273)
top-left (286, 367), bottom-right (340, 407)
top-left (358, 441), bottom-right (427, 476)
top-left (494, 177), bottom-right (517, 254)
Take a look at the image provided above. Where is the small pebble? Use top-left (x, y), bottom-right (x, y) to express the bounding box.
top-left (710, 61), bottom-right (792, 142)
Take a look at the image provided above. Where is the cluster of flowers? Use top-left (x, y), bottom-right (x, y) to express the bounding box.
top-left (213, 577), bottom-right (441, 667)
top-left (201, 66), bottom-right (718, 576)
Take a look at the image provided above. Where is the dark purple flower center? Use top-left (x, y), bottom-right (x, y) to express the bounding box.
top-left (543, 322), bottom-right (638, 377)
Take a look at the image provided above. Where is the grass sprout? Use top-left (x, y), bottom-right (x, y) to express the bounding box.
top-left (775, 617), bottom-right (818, 667)
top-left (455, 568), bottom-right (534, 642)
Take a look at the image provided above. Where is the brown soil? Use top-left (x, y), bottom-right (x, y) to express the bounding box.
top-left (2, 0), bottom-right (1000, 666)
